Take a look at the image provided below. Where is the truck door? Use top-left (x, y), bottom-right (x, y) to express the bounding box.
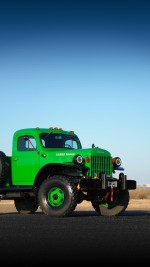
top-left (12, 135), bottom-right (40, 185)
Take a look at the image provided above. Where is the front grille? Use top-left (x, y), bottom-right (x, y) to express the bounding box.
top-left (91, 155), bottom-right (111, 177)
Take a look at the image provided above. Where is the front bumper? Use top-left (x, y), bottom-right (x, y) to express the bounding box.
top-left (80, 173), bottom-right (137, 191)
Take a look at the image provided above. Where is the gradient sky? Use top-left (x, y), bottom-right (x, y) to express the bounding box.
top-left (0, 0), bottom-right (150, 184)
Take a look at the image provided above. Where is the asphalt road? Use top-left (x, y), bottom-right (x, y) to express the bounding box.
top-left (0, 209), bottom-right (150, 264)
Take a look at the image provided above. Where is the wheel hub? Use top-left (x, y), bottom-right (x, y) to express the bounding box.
top-left (48, 187), bottom-right (65, 207)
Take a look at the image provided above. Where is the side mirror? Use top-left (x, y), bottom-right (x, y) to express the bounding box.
top-left (24, 136), bottom-right (29, 141)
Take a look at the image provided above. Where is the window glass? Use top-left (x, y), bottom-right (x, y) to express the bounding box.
top-left (40, 133), bottom-right (82, 149)
top-left (18, 136), bottom-right (36, 151)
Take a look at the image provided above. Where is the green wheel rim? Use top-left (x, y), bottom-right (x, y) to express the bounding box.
top-left (48, 187), bottom-right (65, 207)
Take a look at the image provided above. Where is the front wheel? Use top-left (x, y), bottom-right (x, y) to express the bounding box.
top-left (14, 196), bottom-right (39, 214)
top-left (91, 190), bottom-right (129, 216)
top-left (38, 175), bottom-right (78, 217)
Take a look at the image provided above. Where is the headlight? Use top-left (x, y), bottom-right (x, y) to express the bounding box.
top-left (112, 157), bottom-right (122, 167)
top-left (73, 155), bottom-right (83, 164)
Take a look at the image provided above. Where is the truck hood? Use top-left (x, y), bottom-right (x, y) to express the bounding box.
top-left (77, 147), bottom-right (111, 157)
top-left (44, 147), bottom-right (111, 158)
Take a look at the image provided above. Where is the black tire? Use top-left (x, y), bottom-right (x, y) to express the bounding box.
top-left (91, 190), bottom-right (129, 216)
top-left (38, 175), bottom-right (78, 217)
top-left (14, 196), bottom-right (39, 214)
top-left (0, 151), bottom-right (9, 184)
top-left (77, 190), bottom-right (84, 204)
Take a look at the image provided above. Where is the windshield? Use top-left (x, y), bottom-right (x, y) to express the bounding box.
top-left (40, 133), bottom-right (82, 149)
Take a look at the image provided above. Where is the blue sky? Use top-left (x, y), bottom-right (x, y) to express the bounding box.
top-left (0, 0), bottom-right (150, 184)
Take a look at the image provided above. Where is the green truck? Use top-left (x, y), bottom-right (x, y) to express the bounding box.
top-left (0, 127), bottom-right (136, 216)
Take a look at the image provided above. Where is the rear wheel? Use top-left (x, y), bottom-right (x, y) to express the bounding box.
top-left (91, 190), bottom-right (129, 216)
top-left (38, 175), bottom-right (78, 217)
top-left (0, 151), bottom-right (9, 184)
top-left (14, 196), bottom-right (39, 214)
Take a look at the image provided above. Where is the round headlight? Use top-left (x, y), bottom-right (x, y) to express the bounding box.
top-left (112, 157), bottom-right (122, 166)
top-left (73, 155), bottom-right (83, 164)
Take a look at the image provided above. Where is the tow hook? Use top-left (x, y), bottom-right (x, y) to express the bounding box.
top-left (108, 182), bottom-right (117, 202)
top-left (110, 186), bottom-right (114, 202)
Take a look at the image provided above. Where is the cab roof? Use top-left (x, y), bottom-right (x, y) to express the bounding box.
top-left (14, 127), bottom-right (76, 136)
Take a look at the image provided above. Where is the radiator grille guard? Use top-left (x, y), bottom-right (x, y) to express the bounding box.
top-left (90, 155), bottom-right (111, 177)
